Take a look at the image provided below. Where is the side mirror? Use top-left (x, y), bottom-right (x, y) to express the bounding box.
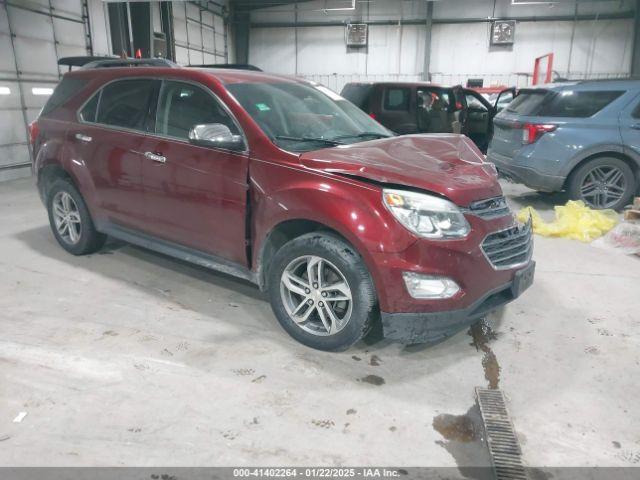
top-left (188, 123), bottom-right (245, 151)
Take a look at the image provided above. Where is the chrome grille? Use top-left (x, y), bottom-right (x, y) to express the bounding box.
top-left (482, 220), bottom-right (533, 269)
top-left (466, 196), bottom-right (511, 219)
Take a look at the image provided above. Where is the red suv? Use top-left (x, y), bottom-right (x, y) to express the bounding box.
top-left (32, 59), bottom-right (534, 351)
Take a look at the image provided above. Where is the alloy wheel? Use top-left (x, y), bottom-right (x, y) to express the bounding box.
top-left (52, 191), bottom-right (82, 245)
top-left (280, 255), bottom-right (353, 336)
top-left (579, 165), bottom-right (627, 209)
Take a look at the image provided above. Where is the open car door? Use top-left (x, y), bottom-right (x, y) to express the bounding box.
top-left (493, 88), bottom-right (517, 113)
top-left (461, 88), bottom-right (494, 153)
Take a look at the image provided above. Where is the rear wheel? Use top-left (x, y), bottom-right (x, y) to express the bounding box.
top-left (567, 157), bottom-right (635, 210)
top-left (267, 232), bottom-right (377, 351)
top-left (47, 179), bottom-right (106, 255)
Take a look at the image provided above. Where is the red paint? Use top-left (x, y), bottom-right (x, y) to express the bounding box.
top-left (34, 66), bottom-right (527, 316)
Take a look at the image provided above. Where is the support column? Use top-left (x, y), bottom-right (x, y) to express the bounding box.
top-left (422, 1), bottom-right (434, 81)
top-left (632, 0), bottom-right (640, 76)
top-left (233, 11), bottom-right (250, 64)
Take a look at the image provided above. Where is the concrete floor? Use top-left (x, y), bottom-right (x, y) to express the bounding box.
top-left (0, 177), bottom-right (639, 473)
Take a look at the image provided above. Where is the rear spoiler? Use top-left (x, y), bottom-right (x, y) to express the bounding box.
top-left (58, 56), bottom-right (177, 70)
top-left (57, 56), bottom-right (116, 71)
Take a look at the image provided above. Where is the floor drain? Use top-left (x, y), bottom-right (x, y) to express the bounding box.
top-left (475, 387), bottom-right (527, 480)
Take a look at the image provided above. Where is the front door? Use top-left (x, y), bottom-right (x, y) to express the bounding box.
top-left (618, 92), bottom-right (640, 158)
top-left (463, 89), bottom-right (494, 152)
top-left (70, 78), bottom-right (160, 228)
top-left (140, 80), bottom-right (250, 265)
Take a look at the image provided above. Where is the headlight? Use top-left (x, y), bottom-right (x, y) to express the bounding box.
top-left (382, 188), bottom-right (470, 239)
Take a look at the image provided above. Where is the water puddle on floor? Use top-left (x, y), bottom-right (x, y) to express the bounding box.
top-left (468, 319), bottom-right (501, 390)
top-left (432, 406), bottom-right (493, 479)
top-left (431, 319), bottom-right (502, 478)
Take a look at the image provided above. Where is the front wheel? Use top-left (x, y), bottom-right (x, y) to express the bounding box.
top-left (267, 232), bottom-right (377, 351)
top-left (567, 157), bottom-right (636, 210)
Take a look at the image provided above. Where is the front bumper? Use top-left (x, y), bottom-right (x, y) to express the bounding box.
top-left (381, 261), bottom-right (535, 343)
top-left (488, 151), bottom-right (565, 192)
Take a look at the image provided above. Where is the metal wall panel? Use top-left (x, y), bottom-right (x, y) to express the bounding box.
top-left (0, 0), bottom-right (90, 180)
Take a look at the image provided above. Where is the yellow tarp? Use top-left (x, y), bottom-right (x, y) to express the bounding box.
top-left (517, 200), bottom-right (618, 242)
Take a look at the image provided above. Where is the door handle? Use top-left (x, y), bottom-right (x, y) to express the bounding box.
top-left (75, 133), bottom-right (92, 143)
top-left (630, 124), bottom-right (640, 130)
top-left (144, 151), bottom-right (166, 163)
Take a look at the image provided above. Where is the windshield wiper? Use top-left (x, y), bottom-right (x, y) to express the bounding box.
top-left (275, 135), bottom-right (344, 146)
top-left (330, 132), bottom-right (393, 141)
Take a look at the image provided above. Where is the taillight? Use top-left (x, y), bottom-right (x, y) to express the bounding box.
top-left (28, 120), bottom-right (39, 146)
top-left (522, 123), bottom-right (556, 144)
top-left (369, 112), bottom-right (377, 120)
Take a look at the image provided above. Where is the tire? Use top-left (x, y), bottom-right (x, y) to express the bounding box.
top-left (567, 156), bottom-right (636, 210)
top-left (267, 232), bottom-right (377, 352)
top-left (46, 179), bottom-right (106, 255)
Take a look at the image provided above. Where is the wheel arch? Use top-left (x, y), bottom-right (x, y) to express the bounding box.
top-left (255, 218), bottom-right (364, 291)
top-left (563, 150), bottom-right (640, 191)
top-left (37, 163), bottom-right (77, 203)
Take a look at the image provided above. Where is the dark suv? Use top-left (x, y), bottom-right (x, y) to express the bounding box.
top-left (31, 59), bottom-right (534, 351)
top-left (341, 82), bottom-right (514, 152)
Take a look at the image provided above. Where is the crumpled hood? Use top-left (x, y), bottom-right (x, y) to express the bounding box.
top-left (298, 134), bottom-right (502, 206)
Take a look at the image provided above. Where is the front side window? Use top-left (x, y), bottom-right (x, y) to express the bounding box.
top-left (384, 87), bottom-right (410, 111)
top-left (155, 81), bottom-right (239, 140)
top-left (465, 94), bottom-right (488, 111)
top-left (227, 82), bottom-right (390, 152)
top-left (96, 79), bottom-right (158, 131)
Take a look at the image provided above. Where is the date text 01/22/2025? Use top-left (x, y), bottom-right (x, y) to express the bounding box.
top-left (232, 468), bottom-right (406, 478)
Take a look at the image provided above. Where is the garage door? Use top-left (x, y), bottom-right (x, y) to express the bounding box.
top-left (0, 0), bottom-right (89, 181)
top-left (173, 1), bottom-right (227, 66)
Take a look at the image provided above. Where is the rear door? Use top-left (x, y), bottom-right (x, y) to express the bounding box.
top-left (70, 78), bottom-right (159, 228)
top-left (139, 79), bottom-right (250, 264)
top-left (416, 87), bottom-right (456, 134)
top-left (379, 85), bottom-right (416, 134)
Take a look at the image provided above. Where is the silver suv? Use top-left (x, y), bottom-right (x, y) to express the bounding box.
top-left (487, 80), bottom-right (640, 210)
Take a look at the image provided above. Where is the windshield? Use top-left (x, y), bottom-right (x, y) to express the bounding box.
top-left (227, 82), bottom-right (392, 152)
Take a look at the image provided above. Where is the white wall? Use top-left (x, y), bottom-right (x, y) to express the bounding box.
top-left (248, 0), bottom-right (635, 90)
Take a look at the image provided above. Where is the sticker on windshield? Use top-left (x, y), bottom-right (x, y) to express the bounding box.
top-left (256, 103), bottom-right (271, 111)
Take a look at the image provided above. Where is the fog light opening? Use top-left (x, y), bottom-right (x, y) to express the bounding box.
top-left (402, 272), bottom-right (460, 299)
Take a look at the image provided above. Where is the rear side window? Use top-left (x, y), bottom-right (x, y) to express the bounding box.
top-left (79, 93), bottom-right (99, 123)
top-left (384, 87), bottom-right (410, 111)
top-left (96, 79), bottom-right (158, 131)
top-left (537, 90), bottom-right (624, 117)
top-left (506, 90), bottom-right (548, 115)
top-left (341, 84), bottom-right (373, 110)
top-left (41, 77), bottom-right (88, 116)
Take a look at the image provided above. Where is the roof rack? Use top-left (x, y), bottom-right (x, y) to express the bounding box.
top-left (189, 63), bottom-right (262, 71)
top-left (82, 58), bottom-right (178, 69)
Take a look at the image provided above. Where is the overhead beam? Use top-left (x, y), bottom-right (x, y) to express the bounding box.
top-left (249, 11), bottom-right (635, 28)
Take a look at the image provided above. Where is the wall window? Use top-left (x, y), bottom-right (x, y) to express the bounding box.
top-left (384, 88), bottom-right (410, 111)
top-left (155, 81), bottom-right (238, 139)
top-left (96, 79), bottom-right (158, 131)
